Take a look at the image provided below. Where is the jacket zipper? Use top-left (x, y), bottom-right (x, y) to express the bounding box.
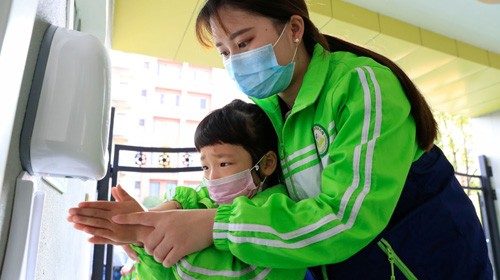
top-left (282, 113), bottom-right (301, 200)
top-left (377, 238), bottom-right (418, 280)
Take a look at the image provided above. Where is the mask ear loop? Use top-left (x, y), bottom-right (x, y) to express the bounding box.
top-left (273, 22), bottom-right (300, 64)
top-left (252, 160), bottom-right (268, 190)
top-left (258, 176), bottom-right (268, 189)
top-left (290, 41), bottom-right (299, 63)
top-left (272, 22), bottom-right (289, 48)
top-left (290, 34), bottom-right (301, 62)
top-left (252, 153), bottom-right (269, 183)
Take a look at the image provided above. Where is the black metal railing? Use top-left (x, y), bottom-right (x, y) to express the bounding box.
top-left (478, 156), bottom-right (499, 278)
top-left (110, 145), bottom-right (200, 187)
top-left (454, 157), bottom-right (499, 279)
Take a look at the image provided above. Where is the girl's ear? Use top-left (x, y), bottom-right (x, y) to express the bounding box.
top-left (259, 151), bottom-right (277, 177)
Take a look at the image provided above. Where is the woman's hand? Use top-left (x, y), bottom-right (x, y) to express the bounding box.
top-left (112, 208), bottom-right (217, 267)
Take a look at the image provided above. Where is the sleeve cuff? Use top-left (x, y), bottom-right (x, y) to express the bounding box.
top-left (129, 244), bottom-right (149, 261)
top-left (173, 186), bottom-right (198, 209)
top-left (213, 204), bottom-right (233, 251)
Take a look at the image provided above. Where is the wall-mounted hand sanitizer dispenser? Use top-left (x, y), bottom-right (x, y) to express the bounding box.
top-left (20, 24), bottom-right (110, 180)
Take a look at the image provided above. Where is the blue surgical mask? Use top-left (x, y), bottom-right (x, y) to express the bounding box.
top-left (224, 23), bottom-right (298, 99)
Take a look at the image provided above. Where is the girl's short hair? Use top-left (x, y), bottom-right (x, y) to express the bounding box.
top-left (195, 99), bottom-right (281, 184)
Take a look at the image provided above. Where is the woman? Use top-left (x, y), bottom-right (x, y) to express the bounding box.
top-left (108, 1), bottom-right (491, 279)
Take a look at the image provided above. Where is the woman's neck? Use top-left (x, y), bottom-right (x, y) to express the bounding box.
top-left (279, 45), bottom-right (311, 108)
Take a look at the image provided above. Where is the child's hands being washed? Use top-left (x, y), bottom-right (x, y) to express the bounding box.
top-left (68, 185), bottom-right (151, 244)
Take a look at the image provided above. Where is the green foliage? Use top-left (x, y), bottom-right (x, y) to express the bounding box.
top-left (435, 111), bottom-right (479, 188)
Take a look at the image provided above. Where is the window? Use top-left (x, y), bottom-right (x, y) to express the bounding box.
top-left (138, 119), bottom-right (145, 126)
top-left (188, 67), bottom-right (211, 84)
top-left (164, 180), bottom-right (178, 200)
top-left (166, 181), bottom-right (177, 189)
top-left (147, 180), bottom-right (177, 199)
top-left (186, 92), bottom-right (210, 111)
top-left (141, 89), bottom-right (147, 97)
top-left (144, 61), bottom-right (150, 69)
top-left (149, 182), bottom-right (160, 197)
top-left (134, 181), bottom-right (141, 198)
top-left (155, 88), bottom-right (181, 107)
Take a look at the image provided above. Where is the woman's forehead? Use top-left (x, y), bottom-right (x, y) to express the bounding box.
top-left (209, 7), bottom-right (272, 39)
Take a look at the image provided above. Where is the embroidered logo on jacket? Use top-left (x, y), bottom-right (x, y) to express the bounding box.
top-left (312, 124), bottom-right (329, 157)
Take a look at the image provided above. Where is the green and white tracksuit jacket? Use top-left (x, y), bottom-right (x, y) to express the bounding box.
top-left (212, 43), bottom-right (424, 269)
top-left (131, 185), bottom-right (306, 280)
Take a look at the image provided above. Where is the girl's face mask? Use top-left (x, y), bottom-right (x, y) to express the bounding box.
top-left (223, 23), bottom-right (298, 99)
top-left (204, 156), bottom-right (266, 204)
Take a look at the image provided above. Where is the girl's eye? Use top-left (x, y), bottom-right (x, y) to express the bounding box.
top-left (201, 166), bottom-right (208, 171)
top-left (220, 162), bottom-right (230, 167)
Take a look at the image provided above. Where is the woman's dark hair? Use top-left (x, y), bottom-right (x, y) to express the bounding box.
top-left (194, 99), bottom-right (281, 185)
top-left (196, 0), bottom-right (437, 151)
top-left (195, 0), bottom-right (327, 57)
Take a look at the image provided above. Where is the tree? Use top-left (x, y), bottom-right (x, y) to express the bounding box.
top-left (435, 111), bottom-right (479, 191)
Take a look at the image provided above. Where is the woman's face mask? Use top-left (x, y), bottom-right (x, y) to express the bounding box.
top-left (204, 157), bottom-right (266, 204)
top-left (223, 23), bottom-right (299, 99)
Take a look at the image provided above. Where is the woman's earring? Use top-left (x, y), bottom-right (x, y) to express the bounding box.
top-left (294, 38), bottom-right (300, 43)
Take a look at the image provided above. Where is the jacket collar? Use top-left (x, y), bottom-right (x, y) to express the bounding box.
top-left (251, 44), bottom-right (330, 128)
top-left (292, 43), bottom-right (330, 112)
top-left (253, 44), bottom-right (329, 110)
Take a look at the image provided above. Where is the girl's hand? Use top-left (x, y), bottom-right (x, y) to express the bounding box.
top-left (71, 218), bottom-right (152, 245)
top-left (68, 185), bottom-right (150, 243)
top-left (112, 209), bottom-right (217, 267)
top-left (122, 244), bottom-right (139, 262)
top-left (82, 237), bottom-right (139, 262)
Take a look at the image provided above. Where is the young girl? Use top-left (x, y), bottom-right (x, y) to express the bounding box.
top-left (68, 99), bottom-right (306, 279)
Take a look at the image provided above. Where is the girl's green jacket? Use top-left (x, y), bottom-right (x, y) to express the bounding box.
top-left (212, 44), bottom-right (424, 269)
top-left (131, 185), bottom-right (306, 280)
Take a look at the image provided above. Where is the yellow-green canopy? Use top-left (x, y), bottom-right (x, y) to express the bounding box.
top-left (112, 0), bottom-right (500, 117)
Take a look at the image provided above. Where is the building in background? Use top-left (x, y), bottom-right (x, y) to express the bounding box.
top-left (110, 50), bottom-right (246, 206)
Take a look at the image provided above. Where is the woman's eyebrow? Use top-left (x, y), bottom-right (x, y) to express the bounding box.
top-left (215, 27), bottom-right (253, 47)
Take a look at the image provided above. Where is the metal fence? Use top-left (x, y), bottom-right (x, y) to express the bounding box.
top-left (455, 156), bottom-right (499, 279)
